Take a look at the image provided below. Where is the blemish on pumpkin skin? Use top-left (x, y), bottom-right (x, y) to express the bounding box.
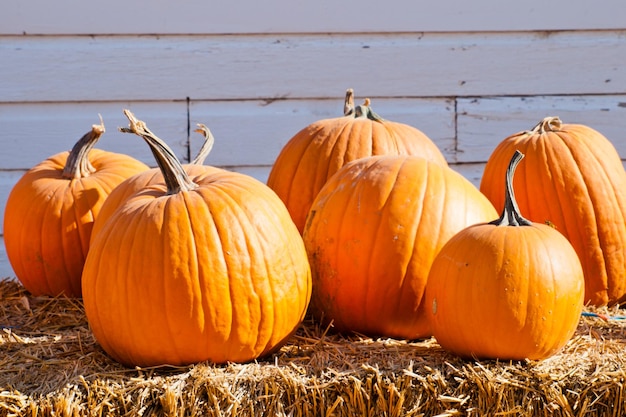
top-left (432, 298), bottom-right (437, 315)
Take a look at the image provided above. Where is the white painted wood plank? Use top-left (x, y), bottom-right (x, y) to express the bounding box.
top-left (0, 237), bottom-right (15, 279)
top-left (450, 163), bottom-right (486, 189)
top-left (189, 97), bottom-right (456, 167)
top-left (2, 0), bottom-right (625, 35)
top-left (3, 31), bottom-right (626, 102)
top-left (0, 171), bottom-right (25, 237)
top-left (456, 96), bottom-right (626, 163)
top-left (0, 102), bottom-right (189, 169)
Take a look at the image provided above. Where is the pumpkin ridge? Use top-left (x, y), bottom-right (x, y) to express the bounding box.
top-left (23, 187), bottom-right (54, 294)
top-left (201, 183), bottom-right (258, 359)
top-left (324, 119), bottom-right (359, 182)
top-left (380, 122), bottom-right (404, 154)
top-left (124, 201), bottom-right (159, 365)
top-left (159, 195), bottom-right (189, 365)
top-left (364, 157), bottom-right (405, 329)
top-left (180, 191), bottom-right (207, 333)
top-left (211, 184), bottom-right (276, 355)
top-left (42, 185), bottom-right (71, 293)
top-left (86, 205), bottom-right (135, 362)
top-left (552, 130), bottom-right (610, 299)
top-left (280, 123), bottom-right (329, 207)
top-left (332, 158), bottom-right (376, 327)
top-left (532, 134), bottom-right (595, 277)
top-left (575, 145), bottom-right (626, 302)
top-left (389, 157), bottom-right (429, 330)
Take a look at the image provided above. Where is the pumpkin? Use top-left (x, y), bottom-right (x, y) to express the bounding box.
top-left (425, 150), bottom-right (585, 360)
top-left (3, 120), bottom-right (149, 297)
top-left (302, 155), bottom-right (497, 339)
top-left (479, 116), bottom-right (626, 306)
top-left (267, 89), bottom-right (447, 233)
top-left (90, 123), bottom-right (219, 244)
top-left (82, 110), bottom-right (311, 367)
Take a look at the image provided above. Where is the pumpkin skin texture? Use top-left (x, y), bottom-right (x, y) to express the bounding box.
top-left (426, 151), bottom-right (584, 361)
top-left (267, 89), bottom-right (447, 233)
top-left (3, 122), bottom-right (149, 297)
top-left (82, 111), bottom-right (311, 367)
top-left (302, 155), bottom-right (497, 339)
top-left (479, 117), bottom-right (626, 306)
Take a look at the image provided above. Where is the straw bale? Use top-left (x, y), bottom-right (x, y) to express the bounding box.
top-left (1, 277), bottom-right (626, 417)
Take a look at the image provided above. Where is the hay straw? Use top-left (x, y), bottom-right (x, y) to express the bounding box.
top-left (1, 277), bottom-right (626, 416)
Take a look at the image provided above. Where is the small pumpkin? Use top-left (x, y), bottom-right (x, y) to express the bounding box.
top-left (267, 89), bottom-right (447, 233)
top-left (82, 110), bottom-right (311, 367)
top-left (3, 120), bottom-right (149, 297)
top-left (426, 150), bottom-right (585, 360)
top-left (302, 155), bottom-right (497, 339)
top-left (480, 117), bottom-right (626, 306)
top-left (90, 123), bottom-right (219, 244)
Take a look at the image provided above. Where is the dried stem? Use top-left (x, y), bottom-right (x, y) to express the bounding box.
top-left (61, 117), bottom-right (105, 180)
top-left (489, 150), bottom-right (532, 227)
top-left (119, 110), bottom-right (198, 194)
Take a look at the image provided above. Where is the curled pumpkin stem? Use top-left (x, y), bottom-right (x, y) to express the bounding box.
top-left (489, 150), bottom-right (532, 227)
top-left (528, 116), bottom-right (562, 135)
top-left (191, 123), bottom-right (215, 165)
top-left (62, 117), bottom-right (105, 180)
top-left (120, 109), bottom-right (198, 195)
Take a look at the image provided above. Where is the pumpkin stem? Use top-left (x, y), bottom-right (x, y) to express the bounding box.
top-left (191, 123), bottom-right (215, 165)
top-left (61, 117), bottom-right (105, 180)
top-left (343, 88), bottom-right (355, 116)
top-left (342, 88), bottom-right (385, 122)
top-left (489, 150), bottom-right (532, 227)
top-left (120, 109), bottom-right (198, 194)
top-left (528, 116), bottom-right (562, 135)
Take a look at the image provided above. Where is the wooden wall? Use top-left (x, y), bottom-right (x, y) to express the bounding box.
top-left (1, 0), bottom-right (626, 279)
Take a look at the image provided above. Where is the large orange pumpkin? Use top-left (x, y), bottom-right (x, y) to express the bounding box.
top-left (426, 151), bottom-right (585, 360)
top-left (267, 89), bottom-right (447, 233)
top-left (82, 111), bottom-right (311, 367)
top-left (3, 121), bottom-right (149, 297)
top-left (302, 155), bottom-right (497, 339)
top-left (90, 123), bottom-right (219, 244)
top-left (480, 116), bottom-right (626, 306)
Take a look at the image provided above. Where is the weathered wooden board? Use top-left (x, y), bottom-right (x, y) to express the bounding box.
top-left (2, 0), bottom-right (625, 34)
top-left (189, 97), bottom-right (456, 167)
top-left (2, 31), bottom-right (626, 103)
top-left (456, 95), bottom-right (626, 163)
top-left (0, 102), bottom-right (189, 169)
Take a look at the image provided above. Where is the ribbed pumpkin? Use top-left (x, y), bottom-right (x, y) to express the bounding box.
top-left (90, 124), bottom-right (219, 244)
top-left (302, 155), bottom-right (497, 339)
top-left (426, 151), bottom-right (585, 360)
top-left (480, 116), bottom-right (626, 306)
top-left (3, 121), bottom-right (149, 297)
top-left (267, 89), bottom-right (447, 233)
top-left (82, 111), bottom-right (311, 367)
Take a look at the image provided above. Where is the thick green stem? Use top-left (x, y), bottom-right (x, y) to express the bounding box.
top-left (342, 88), bottom-right (385, 122)
top-left (61, 119), bottom-right (104, 180)
top-left (489, 150), bottom-right (532, 227)
top-left (120, 109), bottom-right (198, 195)
top-left (191, 124), bottom-right (215, 165)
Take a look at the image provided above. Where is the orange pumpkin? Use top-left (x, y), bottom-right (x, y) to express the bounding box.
top-left (302, 155), bottom-right (497, 339)
top-left (480, 117), bottom-right (626, 306)
top-left (267, 89), bottom-right (447, 233)
top-left (3, 121), bottom-right (149, 297)
top-left (90, 124), bottom-right (219, 244)
top-left (82, 111), bottom-right (311, 367)
top-left (426, 151), bottom-right (584, 360)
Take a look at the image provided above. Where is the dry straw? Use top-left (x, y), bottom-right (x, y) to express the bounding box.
top-left (1, 277), bottom-right (626, 416)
